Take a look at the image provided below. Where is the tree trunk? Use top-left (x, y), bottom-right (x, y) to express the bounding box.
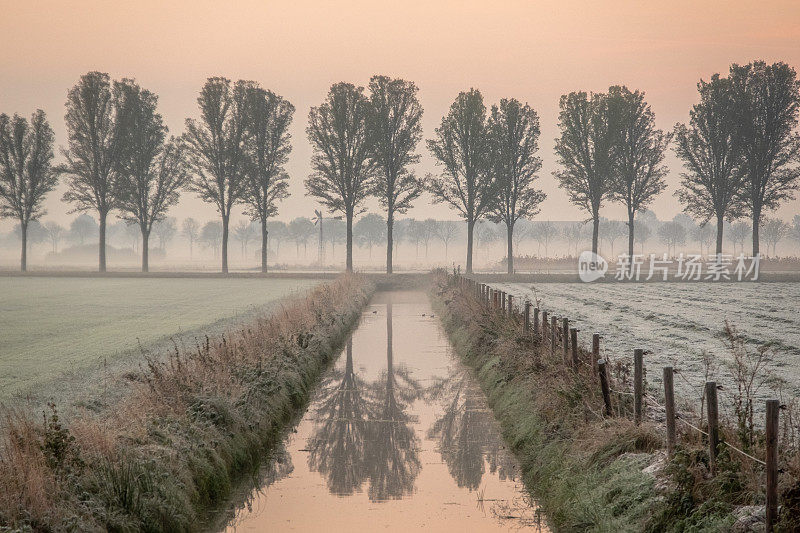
top-left (466, 219), bottom-right (475, 274)
top-left (20, 219), bottom-right (27, 272)
top-left (99, 210), bottom-right (107, 273)
top-left (221, 214), bottom-right (229, 274)
top-left (261, 215), bottom-right (268, 273)
top-left (141, 229), bottom-right (149, 272)
top-left (386, 211), bottom-right (393, 274)
top-left (591, 215), bottom-right (600, 255)
top-left (346, 211), bottom-right (354, 273)
top-left (715, 214), bottom-right (724, 256)
top-left (506, 222), bottom-right (514, 274)
top-left (387, 301), bottom-right (393, 387)
top-left (345, 338), bottom-right (353, 375)
top-left (628, 211), bottom-right (635, 258)
top-left (752, 207), bottom-right (761, 257)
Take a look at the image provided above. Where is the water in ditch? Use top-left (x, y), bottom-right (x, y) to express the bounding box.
top-left (222, 291), bottom-right (547, 532)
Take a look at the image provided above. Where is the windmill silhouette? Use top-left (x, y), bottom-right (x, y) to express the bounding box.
top-left (313, 209), bottom-right (342, 266)
top-left (313, 210), bottom-right (325, 265)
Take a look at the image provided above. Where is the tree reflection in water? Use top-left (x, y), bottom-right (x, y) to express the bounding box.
top-left (427, 368), bottom-right (517, 490)
top-left (307, 302), bottom-right (422, 501)
top-left (306, 338), bottom-right (371, 496)
top-left (365, 302), bottom-right (422, 501)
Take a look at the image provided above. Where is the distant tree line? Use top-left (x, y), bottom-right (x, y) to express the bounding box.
top-left (1, 61), bottom-right (799, 273)
top-left (6, 209), bottom-right (800, 268)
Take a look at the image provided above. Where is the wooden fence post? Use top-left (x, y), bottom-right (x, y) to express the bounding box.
top-left (570, 328), bottom-right (579, 368)
top-left (663, 366), bottom-right (676, 457)
top-left (766, 399), bottom-right (779, 532)
top-left (634, 349), bottom-right (644, 425)
top-left (598, 359), bottom-right (613, 417)
top-left (533, 307), bottom-right (540, 336)
top-left (550, 316), bottom-right (557, 356)
top-left (706, 381), bottom-right (719, 476)
top-left (507, 294), bottom-right (513, 316)
top-left (562, 318), bottom-right (570, 364)
top-left (524, 302), bottom-right (531, 333)
top-left (592, 334), bottom-right (600, 376)
top-left (541, 311), bottom-right (548, 338)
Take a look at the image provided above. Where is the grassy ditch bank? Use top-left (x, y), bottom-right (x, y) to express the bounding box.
top-left (431, 274), bottom-right (798, 532)
top-left (0, 274), bottom-right (373, 532)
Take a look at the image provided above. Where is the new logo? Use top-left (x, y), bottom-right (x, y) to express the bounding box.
top-left (578, 251), bottom-right (607, 282)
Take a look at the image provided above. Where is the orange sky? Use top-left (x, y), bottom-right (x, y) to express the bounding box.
top-left (2, 0), bottom-right (800, 230)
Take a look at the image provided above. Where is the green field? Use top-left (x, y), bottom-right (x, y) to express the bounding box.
top-left (0, 277), bottom-right (320, 400)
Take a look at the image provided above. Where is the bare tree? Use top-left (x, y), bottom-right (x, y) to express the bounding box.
top-left (243, 85), bottom-right (293, 272)
top-left (152, 216), bottom-right (177, 251)
top-left (44, 221), bottom-right (65, 253)
top-left (0, 110), bottom-right (57, 271)
top-left (183, 77), bottom-right (251, 273)
top-left (407, 219), bottom-right (424, 258)
top-left (657, 221), bottom-right (687, 257)
top-left (354, 213), bottom-right (386, 259)
top-left (433, 220), bottom-right (460, 260)
top-left (268, 220), bottom-right (289, 259)
top-left (532, 221), bottom-right (557, 257)
top-left (113, 79), bottom-right (187, 272)
top-left (475, 220), bottom-right (501, 262)
top-left (554, 91), bottom-right (615, 254)
top-left (562, 222), bottom-right (585, 256)
top-left (790, 215), bottom-right (800, 250)
top-left (306, 82), bottom-right (375, 272)
top-left (760, 217), bottom-right (790, 256)
top-left (692, 223), bottom-right (716, 257)
top-left (123, 221), bottom-right (140, 252)
top-left (69, 213), bottom-right (97, 245)
top-left (728, 221), bottom-right (752, 254)
top-left (730, 61), bottom-right (800, 255)
top-left (181, 217), bottom-right (199, 259)
top-left (634, 219), bottom-right (652, 254)
top-left (233, 219), bottom-right (257, 257)
top-left (288, 216), bottom-right (315, 258)
top-left (367, 75), bottom-right (424, 274)
top-left (59, 72), bottom-right (119, 272)
top-left (200, 220), bottom-right (223, 257)
top-left (674, 74), bottom-right (746, 255)
top-left (427, 89), bottom-right (494, 273)
top-left (324, 218), bottom-right (346, 259)
top-left (486, 98), bottom-right (545, 273)
top-left (600, 218), bottom-right (627, 257)
top-left (607, 86), bottom-right (670, 258)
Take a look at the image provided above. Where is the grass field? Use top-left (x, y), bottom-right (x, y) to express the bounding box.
top-left (0, 277), bottom-right (319, 400)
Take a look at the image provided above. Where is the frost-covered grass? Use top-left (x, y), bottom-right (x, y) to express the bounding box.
top-left (492, 281), bottom-right (800, 410)
top-left (432, 275), bottom-right (784, 532)
top-left (0, 277), bottom-right (319, 399)
top-left (0, 275), bottom-right (372, 531)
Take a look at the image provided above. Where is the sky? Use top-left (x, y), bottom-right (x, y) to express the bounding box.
top-left (1, 0), bottom-right (800, 232)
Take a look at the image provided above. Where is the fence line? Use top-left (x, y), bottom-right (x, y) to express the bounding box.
top-left (452, 274), bottom-right (783, 532)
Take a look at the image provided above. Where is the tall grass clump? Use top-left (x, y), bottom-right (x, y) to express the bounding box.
top-left (0, 274), bottom-right (372, 531)
top-left (432, 273), bottom-right (798, 532)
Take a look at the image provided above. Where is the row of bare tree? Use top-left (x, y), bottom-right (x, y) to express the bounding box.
top-left (557, 61), bottom-right (800, 262)
top-left (1, 61), bottom-right (798, 273)
top-left (0, 73), bottom-right (293, 272)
